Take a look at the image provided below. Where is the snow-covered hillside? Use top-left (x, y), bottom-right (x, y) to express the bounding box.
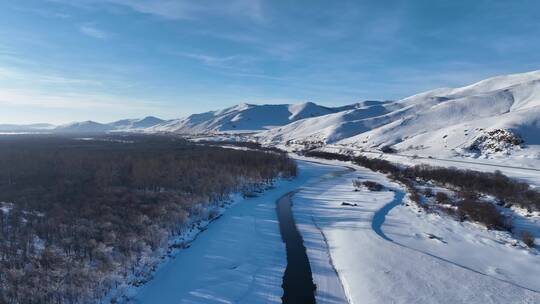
top-left (258, 70), bottom-right (540, 160)
top-left (256, 100), bottom-right (400, 146)
top-left (148, 102), bottom-right (345, 134)
top-left (52, 116), bottom-right (164, 133)
top-left (54, 120), bottom-right (114, 134)
top-left (108, 116), bottom-right (164, 131)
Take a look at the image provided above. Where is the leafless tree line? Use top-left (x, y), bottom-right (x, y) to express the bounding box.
top-left (0, 135), bottom-right (296, 303)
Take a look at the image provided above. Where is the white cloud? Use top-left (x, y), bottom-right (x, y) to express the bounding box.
top-left (79, 24), bottom-right (111, 39)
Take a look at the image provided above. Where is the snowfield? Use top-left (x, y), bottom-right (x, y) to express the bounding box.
top-left (129, 157), bottom-right (540, 303)
top-left (293, 157), bottom-right (540, 304)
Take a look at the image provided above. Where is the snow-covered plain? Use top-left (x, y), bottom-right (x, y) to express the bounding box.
top-left (128, 156), bottom-right (540, 304)
top-left (292, 157), bottom-right (540, 304)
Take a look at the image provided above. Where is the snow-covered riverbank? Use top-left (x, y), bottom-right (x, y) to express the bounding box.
top-left (293, 157), bottom-right (540, 304)
top-left (129, 160), bottom-right (341, 303)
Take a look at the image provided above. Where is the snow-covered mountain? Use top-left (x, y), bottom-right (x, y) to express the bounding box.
top-left (148, 102), bottom-right (345, 134)
top-left (256, 100), bottom-right (400, 145)
top-left (0, 123), bottom-right (55, 133)
top-left (108, 116), bottom-right (164, 131)
top-left (54, 121), bottom-right (114, 134)
top-left (258, 70), bottom-right (540, 159)
top-left (52, 116), bottom-right (165, 134)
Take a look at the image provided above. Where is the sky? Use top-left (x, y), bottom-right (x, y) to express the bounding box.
top-left (1, 0), bottom-right (540, 124)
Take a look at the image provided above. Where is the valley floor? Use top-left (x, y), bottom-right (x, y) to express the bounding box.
top-left (129, 158), bottom-right (540, 304)
top-left (293, 157), bottom-right (540, 304)
top-left (129, 161), bottom-right (339, 303)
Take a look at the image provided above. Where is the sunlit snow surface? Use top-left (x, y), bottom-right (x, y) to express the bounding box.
top-left (293, 157), bottom-right (540, 304)
top-left (131, 158), bottom-right (540, 304)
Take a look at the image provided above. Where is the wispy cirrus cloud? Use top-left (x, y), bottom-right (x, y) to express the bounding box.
top-left (180, 53), bottom-right (239, 66)
top-left (9, 4), bottom-right (71, 19)
top-left (114, 0), bottom-right (264, 21)
top-left (175, 51), bottom-right (261, 71)
top-left (49, 0), bottom-right (265, 22)
top-left (0, 64), bottom-right (104, 86)
top-left (79, 24), bottom-right (111, 39)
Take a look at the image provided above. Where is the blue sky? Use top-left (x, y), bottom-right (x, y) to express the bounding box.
top-left (1, 0), bottom-right (540, 124)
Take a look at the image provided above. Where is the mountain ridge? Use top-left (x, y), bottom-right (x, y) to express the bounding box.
top-left (3, 69), bottom-right (540, 162)
top-left (258, 69), bottom-right (540, 160)
top-left (147, 102), bottom-right (349, 134)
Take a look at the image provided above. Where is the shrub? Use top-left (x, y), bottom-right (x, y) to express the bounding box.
top-left (522, 231), bottom-right (535, 248)
top-left (352, 179), bottom-right (362, 189)
top-left (303, 150), bottom-right (352, 162)
top-left (409, 191), bottom-right (422, 205)
top-left (353, 156), bottom-right (400, 176)
top-left (435, 192), bottom-right (450, 204)
top-left (362, 181), bottom-right (384, 191)
top-left (458, 199), bottom-right (511, 231)
top-left (458, 191), bottom-right (480, 200)
top-left (353, 179), bottom-right (384, 191)
top-left (380, 145), bottom-right (397, 154)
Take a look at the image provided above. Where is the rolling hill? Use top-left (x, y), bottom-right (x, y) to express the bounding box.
top-left (258, 70), bottom-right (540, 159)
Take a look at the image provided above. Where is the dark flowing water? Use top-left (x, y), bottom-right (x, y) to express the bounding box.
top-left (276, 192), bottom-right (316, 304)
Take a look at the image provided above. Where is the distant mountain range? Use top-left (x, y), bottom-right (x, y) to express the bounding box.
top-left (53, 116), bottom-right (165, 134)
top-left (0, 117), bottom-right (165, 134)
top-left (5, 102), bottom-right (351, 134)
top-left (147, 102), bottom-right (356, 134)
top-left (0, 123), bottom-right (55, 133)
top-left (4, 70), bottom-right (540, 160)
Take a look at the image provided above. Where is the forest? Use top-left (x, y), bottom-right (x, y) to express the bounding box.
top-left (0, 135), bottom-right (297, 303)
